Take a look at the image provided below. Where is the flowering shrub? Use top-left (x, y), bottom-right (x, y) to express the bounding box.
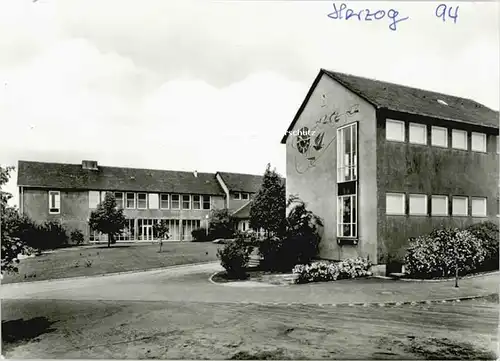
top-left (404, 228), bottom-right (486, 279)
top-left (466, 222), bottom-right (499, 272)
top-left (293, 257), bottom-right (372, 284)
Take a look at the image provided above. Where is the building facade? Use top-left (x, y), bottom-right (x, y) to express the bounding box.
top-left (17, 160), bottom-right (263, 243)
top-left (282, 69), bottom-right (499, 267)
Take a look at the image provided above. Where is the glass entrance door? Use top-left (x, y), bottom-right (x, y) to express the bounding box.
top-left (141, 225), bottom-right (153, 241)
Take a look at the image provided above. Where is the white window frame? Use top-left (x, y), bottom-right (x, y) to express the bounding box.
top-left (386, 119), bottom-right (405, 142)
top-left (337, 193), bottom-right (357, 238)
top-left (337, 122), bottom-right (358, 182)
top-left (452, 129), bottom-right (468, 150)
top-left (148, 193), bottom-right (159, 210)
top-left (171, 194), bottom-right (180, 210)
top-left (182, 195), bottom-right (191, 210)
top-left (160, 194), bottom-right (169, 209)
top-left (431, 126), bottom-right (448, 148)
top-left (242, 193), bottom-right (249, 200)
top-left (114, 192), bottom-right (124, 209)
top-left (89, 191), bottom-right (100, 209)
top-left (452, 196), bottom-right (468, 216)
top-left (386, 193), bottom-right (405, 215)
top-left (126, 192), bottom-right (136, 209)
top-left (137, 193), bottom-right (148, 209)
top-left (409, 123), bottom-right (427, 145)
top-left (192, 195), bottom-right (201, 210)
top-left (48, 190), bottom-right (61, 214)
top-left (471, 132), bottom-right (487, 153)
top-left (202, 195), bottom-right (211, 210)
top-left (471, 197), bottom-right (487, 217)
top-left (409, 194), bottom-right (428, 215)
top-left (431, 195), bottom-right (449, 216)
top-left (233, 192), bottom-right (241, 200)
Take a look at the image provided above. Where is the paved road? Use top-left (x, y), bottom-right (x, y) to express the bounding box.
top-left (2, 262), bottom-right (498, 305)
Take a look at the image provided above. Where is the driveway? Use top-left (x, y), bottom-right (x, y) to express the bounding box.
top-left (2, 262), bottom-right (498, 305)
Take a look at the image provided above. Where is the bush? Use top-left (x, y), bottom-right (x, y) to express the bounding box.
top-left (293, 258), bottom-right (372, 284)
top-left (71, 229), bottom-right (85, 245)
top-left (191, 228), bottom-right (208, 242)
top-left (404, 228), bottom-right (486, 278)
top-left (259, 196), bottom-right (323, 272)
top-left (40, 220), bottom-right (69, 250)
top-left (466, 222), bottom-right (499, 272)
top-left (208, 209), bottom-right (236, 241)
top-left (217, 237), bottom-right (254, 279)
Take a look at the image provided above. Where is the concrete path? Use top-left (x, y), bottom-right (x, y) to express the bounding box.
top-left (1, 262), bottom-right (498, 305)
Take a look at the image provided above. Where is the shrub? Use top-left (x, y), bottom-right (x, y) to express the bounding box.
top-left (191, 228), bottom-right (208, 242)
top-left (259, 196), bottom-right (323, 272)
top-left (208, 209), bottom-right (236, 240)
top-left (71, 229), bottom-right (85, 245)
top-left (466, 222), bottom-right (499, 272)
top-left (40, 220), bottom-right (69, 250)
top-left (404, 228), bottom-right (486, 278)
top-left (293, 258), bottom-right (372, 284)
top-left (217, 237), bottom-right (254, 279)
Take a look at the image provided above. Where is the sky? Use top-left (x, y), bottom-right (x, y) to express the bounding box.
top-left (0, 0), bottom-right (498, 207)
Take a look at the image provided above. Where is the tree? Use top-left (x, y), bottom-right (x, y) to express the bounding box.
top-left (88, 192), bottom-right (126, 248)
top-left (1, 166), bottom-right (30, 274)
top-left (208, 208), bottom-right (236, 240)
top-left (249, 163), bottom-right (286, 237)
top-left (153, 220), bottom-right (170, 253)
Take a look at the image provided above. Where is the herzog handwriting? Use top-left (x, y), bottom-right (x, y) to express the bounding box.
top-left (327, 3), bottom-right (409, 31)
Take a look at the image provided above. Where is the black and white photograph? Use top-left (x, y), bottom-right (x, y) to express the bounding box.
top-left (0, 0), bottom-right (499, 359)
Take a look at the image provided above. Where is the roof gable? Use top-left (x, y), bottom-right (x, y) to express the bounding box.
top-left (216, 172), bottom-right (264, 193)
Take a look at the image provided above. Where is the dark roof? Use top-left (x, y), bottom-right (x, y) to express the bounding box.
top-left (231, 201), bottom-right (251, 219)
top-left (17, 161), bottom-right (225, 195)
top-left (217, 172), bottom-right (264, 193)
top-left (281, 69), bottom-right (499, 143)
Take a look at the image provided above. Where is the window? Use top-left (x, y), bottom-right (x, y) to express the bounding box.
top-left (431, 195), bottom-right (448, 216)
top-left (182, 195), bottom-right (191, 210)
top-left (89, 191), bottom-right (100, 209)
top-left (48, 191), bottom-right (60, 214)
top-left (242, 193), bottom-right (249, 200)
top-left (232, 192), bottom-right (241, 200)
top-left (386, 119), bottom-right (405, 142)
top-left (192, 195), bottom-right (201, 210)
top-left (203, 195), bottom-right (211, 210)
top-left (471, 132), bottom-right (486, 152)
top-left (160, 194), bottom-right (169, 209)
top-left (337, 122), bottom-right (357, 182)
top-left (386, 193), bottom-right (405, 215)
top-left (114, 192), bottom-right (124, 209)
top-left (409, 194), bottom-right (427, 215)
top-left (171, 194), bottom-right (180, 209)
top-left (137, 193), bottom-right (147, 209)
top-left (148, 194), bottom-right (159, 210)
top-left (431, 126), bottom-right (448, 147)
top-left (100, 191), bottom-right (108, 203)
top-left (409, 123), bottom-right (427, 145)
top-left (337, 194), bottom-right (357, 237)
top-left (452, 196), bottom-right (468, 216)
top-left (126, 192), bottom-right (136, 209)
top-left (471, 197), bottom-right (487, 217)
top-left (452, 129), bottom-right (467, 150)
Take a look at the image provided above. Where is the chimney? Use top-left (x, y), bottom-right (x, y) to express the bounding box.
top-left (82, 160), bottom-right (98, 170)
top-left (193, 170), bottom-right (198, 178)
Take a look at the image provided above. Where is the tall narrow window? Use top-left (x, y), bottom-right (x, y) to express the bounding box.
top-left (148, 193), bottom-right (159, 210)
top-left (203, 195), bottom-right (211, 210)
top-left (192, 195), bottom-right (201, 210)
top-left (89, 191), bottom-right (100, 209)
top-left (337, 194), bottom-right (357, 237)
top-left (471, 132), bottom-right (486, 152)
top-left (386, 119), bottom-right (405, 142)
top-left (182, 195), bottom-right (191, 210)
top-left (137, 193), bottom-right (147, 209)
top-left (409, 123), bottom-right (427, 145)
top-left (49, 191), bottom-right (60, 214)
top-left (114, 192), bottom-right (124, 209)
top-left (452, 129), bottom-right (467, 150)
top-left (337, 122), bottom-right (357, 182)
top-left (171, 194), bottom-right (180, 209)
top-left (431, 126), bottom-right (448, 147)
top-left (160, 194), bottom-right (169, 209)
top-left (126, 193), bottom-right (136, 209)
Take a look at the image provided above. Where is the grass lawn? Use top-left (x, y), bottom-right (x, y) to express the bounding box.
top-left (2, 295), bottom-right (498, 359)
top-left (1, 242), bottom-right (221, 284)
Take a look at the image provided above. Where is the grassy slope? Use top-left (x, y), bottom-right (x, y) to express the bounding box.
top-left (1, 242), bottom-right (220, 284)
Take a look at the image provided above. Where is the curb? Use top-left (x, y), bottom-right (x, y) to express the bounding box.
top-left (373, 270), bottom-right (500, 282)
top-left (1, 261), bottom-right (220, 287)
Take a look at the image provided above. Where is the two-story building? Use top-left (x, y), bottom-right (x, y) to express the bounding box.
top-left (17, 160), bottom-right (264, 242)
top-left (282, 69), bottom-right (499, 271)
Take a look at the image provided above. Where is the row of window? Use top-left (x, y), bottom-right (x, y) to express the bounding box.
top-left (232, 192), bottom-right (251, 200)
top-left (386, 119), bottom-right (498, 153)
top-left (386, 193), bottom-right (488, 217)
top-left (89, 191), bottom-right (212, 210)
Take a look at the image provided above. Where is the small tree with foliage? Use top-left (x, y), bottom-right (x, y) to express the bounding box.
top-left (208, 208), bottom-right (236, 240)
top-left (153, 220), bottom-right (170, 252)
top-left (249, 164), bottom-right (286, 237)
top-left (88, 192), bottom-right (126, 248)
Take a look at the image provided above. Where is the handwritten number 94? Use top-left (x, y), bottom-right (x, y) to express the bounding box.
top-left (436, 4), bottom-right (459, 23)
